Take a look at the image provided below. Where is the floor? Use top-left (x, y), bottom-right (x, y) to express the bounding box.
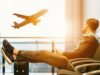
top-left (0, 73), bottom-right (57, 75)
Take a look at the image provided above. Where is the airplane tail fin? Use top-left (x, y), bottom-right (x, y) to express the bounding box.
top-left (12, 22), bottom-right (19, 29)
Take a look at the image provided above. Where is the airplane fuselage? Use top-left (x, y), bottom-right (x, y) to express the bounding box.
top-left (12, 9), bottom-right (48, 29)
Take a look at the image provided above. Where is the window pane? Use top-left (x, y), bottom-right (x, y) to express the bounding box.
top-left (0, 0), bottom-right (65, 37)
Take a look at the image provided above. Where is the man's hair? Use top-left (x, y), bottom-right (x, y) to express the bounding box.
top-left (86, 18), bottom-right (99, 32)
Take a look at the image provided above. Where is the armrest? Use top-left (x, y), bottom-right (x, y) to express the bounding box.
top-left (84, 70), bottom-right (100, 75)
top-left (75, 63), bottom-right (100, 73)
top-left (69, 58), bottom-right (92, 63)
top-left (71, 60), bottom-right (100, 68)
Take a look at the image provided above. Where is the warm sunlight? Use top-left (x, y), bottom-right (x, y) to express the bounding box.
top-left (0, 0), bottom-right (66, 37)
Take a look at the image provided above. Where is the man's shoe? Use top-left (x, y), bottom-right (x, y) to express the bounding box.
top-left (3, 39), bottom-right (14, 55)
top-left (1, 47), bottom-right (14, 64)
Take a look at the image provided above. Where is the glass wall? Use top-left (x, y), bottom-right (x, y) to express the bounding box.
top-left (83, 0), bottom-right (100, 37)
top-left (0, 0), bottom-right (66, 74)
top-left (0, 0), bottom-right (66, 37)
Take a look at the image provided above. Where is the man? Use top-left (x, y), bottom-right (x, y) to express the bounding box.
top-left (1, 18), bottom-right (99, 69)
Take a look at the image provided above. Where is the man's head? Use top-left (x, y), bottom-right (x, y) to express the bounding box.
top-left (86, 18), bottom-right (99, 33)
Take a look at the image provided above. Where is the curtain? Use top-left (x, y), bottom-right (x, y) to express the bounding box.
top-left (65, 0), bottom-right (83, 50)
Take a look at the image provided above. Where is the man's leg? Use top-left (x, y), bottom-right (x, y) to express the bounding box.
top-left (2, 39), bottom-right (68, 69)
top-left (15, 50), bottom-right (68, 69)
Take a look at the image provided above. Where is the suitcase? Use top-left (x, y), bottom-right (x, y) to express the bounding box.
top-left (14, 61), bottom-right (29, 75)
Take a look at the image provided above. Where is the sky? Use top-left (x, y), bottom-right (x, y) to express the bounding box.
top-left (0, 0), bottom-right (66, 37)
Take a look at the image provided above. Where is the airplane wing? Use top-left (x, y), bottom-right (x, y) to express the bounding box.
top-left (13, 13), bottom-right (29, 19)
top-left (31, 19), bottom-right (41, 25)
top-left (12, 20), bottom-right (30, 29)
top-left (31, 9), bottom-right (48, 18)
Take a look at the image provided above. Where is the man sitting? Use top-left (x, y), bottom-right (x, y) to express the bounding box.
top-left (1, 18), bottom-right (99, 69)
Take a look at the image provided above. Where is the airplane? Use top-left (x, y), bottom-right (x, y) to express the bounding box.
top-left (12, 9), bottom-right (48, 29)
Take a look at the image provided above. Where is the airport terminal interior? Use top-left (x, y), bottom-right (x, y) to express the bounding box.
top-left (0, 0), bottom-right (100, 75)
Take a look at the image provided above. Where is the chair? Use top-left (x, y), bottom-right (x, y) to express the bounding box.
top-left (57, 44), bottom-right (100, 75)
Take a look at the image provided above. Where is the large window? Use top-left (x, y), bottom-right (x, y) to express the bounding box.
top-left (83, 0), bottom-right (100, 37)
top-left (0, 0), bottom-right (66, 37)
top-left (0, 0), bottom-right (65, 74)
